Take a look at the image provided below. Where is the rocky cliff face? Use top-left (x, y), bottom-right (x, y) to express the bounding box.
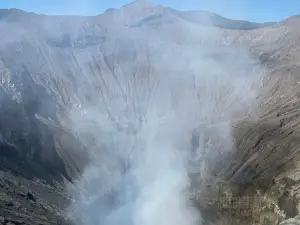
top-left (0, 0), bottom-right (274, 182)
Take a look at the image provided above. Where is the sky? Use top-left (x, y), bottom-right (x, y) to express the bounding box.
top-left (0, 0), bottom-right (298, 22)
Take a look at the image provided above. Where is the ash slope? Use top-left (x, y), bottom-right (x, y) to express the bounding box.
top-left (0, 1), bottom-right (300, 224)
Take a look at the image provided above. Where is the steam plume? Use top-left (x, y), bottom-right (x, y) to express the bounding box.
top-left (65, 7), bottom-right (263, 225)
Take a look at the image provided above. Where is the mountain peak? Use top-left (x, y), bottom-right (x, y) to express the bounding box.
top-left (116, 0), bottom-right (163, 25)
top-left (122, 0), bottom-right (157, 10)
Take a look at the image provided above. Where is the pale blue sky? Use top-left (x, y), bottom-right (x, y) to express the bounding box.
top-left (0, 0), bottom-right (298, 22)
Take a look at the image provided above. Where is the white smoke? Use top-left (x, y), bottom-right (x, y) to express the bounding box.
top-left (64, 6), bottom-right (264, 225)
